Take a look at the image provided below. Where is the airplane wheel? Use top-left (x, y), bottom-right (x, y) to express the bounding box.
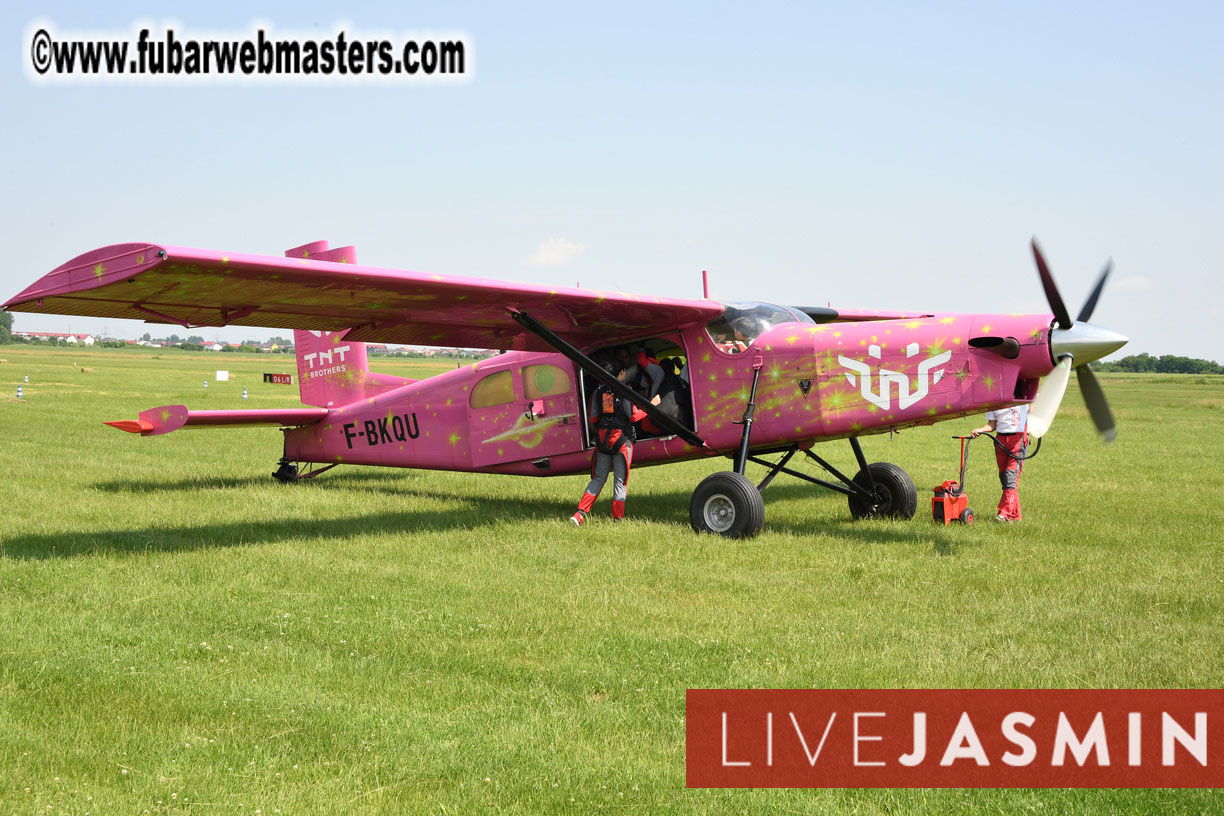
top-left (690, 471), bottom-right (765, 538)
top-left (847, 462), bottom-right (917, 520)
top-left (272, 458), bottom-right (298, 483)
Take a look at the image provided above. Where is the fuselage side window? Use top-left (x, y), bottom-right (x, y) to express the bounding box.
top-left (523, 364), bottom-right (571, 399)
top-left (470, 369), bottom-right (516, 408)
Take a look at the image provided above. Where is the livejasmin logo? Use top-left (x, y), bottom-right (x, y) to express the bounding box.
top-left (686, 690), bottom-right (1222, 788)
top-left (838, 343), bottom-right (952, 411)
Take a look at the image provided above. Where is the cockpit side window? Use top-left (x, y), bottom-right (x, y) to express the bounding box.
top-left (705, 302), bottom-right (814, 353)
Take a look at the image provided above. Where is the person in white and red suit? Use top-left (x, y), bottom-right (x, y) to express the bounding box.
top-left (970, 404), bottom-right (1029, 522)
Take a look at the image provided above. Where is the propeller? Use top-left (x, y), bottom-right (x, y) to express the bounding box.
top-left (1026, 355), bottom-right (1071, 439)
top-left (1027, 239), bottom-right (1127, 443)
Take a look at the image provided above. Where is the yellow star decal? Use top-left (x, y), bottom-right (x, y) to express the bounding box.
top-left (93, 263), bottom-right (104, 280)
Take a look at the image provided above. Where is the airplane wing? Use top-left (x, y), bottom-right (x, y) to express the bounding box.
top-left (4, 242), bottom-right (725, 351)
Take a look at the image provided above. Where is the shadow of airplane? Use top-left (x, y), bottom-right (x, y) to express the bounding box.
top-left (7, 468), bottom-right (971, 559)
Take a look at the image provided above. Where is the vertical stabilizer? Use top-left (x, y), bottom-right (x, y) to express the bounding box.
top-left (286, 241), bottom-right (414, 407)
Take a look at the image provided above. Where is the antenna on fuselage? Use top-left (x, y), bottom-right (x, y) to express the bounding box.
top-left (702, 270), bottom-right (709, 299)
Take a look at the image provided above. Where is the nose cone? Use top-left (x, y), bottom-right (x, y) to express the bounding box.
top-left (1049, 321), bottom-right (1128, 365)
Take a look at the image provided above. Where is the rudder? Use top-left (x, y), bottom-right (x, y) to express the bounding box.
top-left (286, 241), bottom-right (413, 407)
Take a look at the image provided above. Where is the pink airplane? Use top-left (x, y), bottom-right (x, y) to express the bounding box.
top-left (4, 239), bottom-right (1125, 537)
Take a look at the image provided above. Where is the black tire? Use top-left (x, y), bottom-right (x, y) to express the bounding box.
top-left (960, 508), bottom-right (975, 525)
top-left (690, 471), bottom-right (765, 538)
top-left (272, 458), bottom-right (298, 483)
top-left (847, 462), bottom-right (918, 520)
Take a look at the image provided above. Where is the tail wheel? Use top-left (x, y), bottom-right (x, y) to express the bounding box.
top-left (272, 458), bottom-right (299, 483)
top-left (847, 462), bottom-right (918, 520)
top-left (690, 471), bottom-right (765, 538)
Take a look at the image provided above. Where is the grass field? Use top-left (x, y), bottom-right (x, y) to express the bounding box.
top-left (1, 346), bottom-right (1221, 815)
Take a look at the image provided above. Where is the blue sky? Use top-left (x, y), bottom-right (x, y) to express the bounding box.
top-left (3, 1), bottom-right (1220, 359)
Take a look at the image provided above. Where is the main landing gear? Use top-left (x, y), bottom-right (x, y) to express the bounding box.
top-left (687, 362), bottom-right (917, 538)
top-left (687, 439), bottom-right (919, 538)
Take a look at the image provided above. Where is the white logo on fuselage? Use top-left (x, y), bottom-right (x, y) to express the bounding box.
top-left (838, 342), bottom-right (951, 411)
top-left (302, 344), bottom-right (351, 370)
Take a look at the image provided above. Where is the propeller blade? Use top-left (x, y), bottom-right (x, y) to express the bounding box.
top-left (1077, 260), bottom-right (1113, 323)
top-left (1076, 364), bottom-right (1117, 444)
top-left (1031, 238), bottom-right (1073, 330)
top-left (1027, 355), bottom-right (1073, 439)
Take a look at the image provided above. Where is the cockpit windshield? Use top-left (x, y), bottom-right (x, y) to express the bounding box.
top-left (705, 302), bottom-right (814, 353)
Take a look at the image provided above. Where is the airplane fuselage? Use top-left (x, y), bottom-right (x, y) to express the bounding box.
top-left (282, 312), bottom-right (1057, 476)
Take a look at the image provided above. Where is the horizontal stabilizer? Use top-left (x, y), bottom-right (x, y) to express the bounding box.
top-left (105, 405), bottom-right (328, 436)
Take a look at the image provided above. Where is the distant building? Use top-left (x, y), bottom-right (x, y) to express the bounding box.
top-left (15, 331), bottom-right (95, 345)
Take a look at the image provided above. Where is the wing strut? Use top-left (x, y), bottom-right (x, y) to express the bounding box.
top-left (507, 308), bottom-right (705, 448)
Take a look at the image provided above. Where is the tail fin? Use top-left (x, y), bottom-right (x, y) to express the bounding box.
top-left (286, 241), bottom-right (414, 407)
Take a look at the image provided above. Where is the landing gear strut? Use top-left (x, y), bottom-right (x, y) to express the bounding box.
top-left (688, 362), bottom-right (768, 538)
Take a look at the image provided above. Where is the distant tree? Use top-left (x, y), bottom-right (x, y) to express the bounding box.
top-left (167, 333), bottom-right (182, 344)
top-left (0, 309), bottom-right (11, 344)
top-left (141, 332), bottom-right (152, 341)
top-left (269, 336), bottom-right (291, 346)
top-left (187, 335), bottom-right (205, 344)
top-left (1094, 353), bottom-right (1221, 374)
top-left (179, 342), bottom-right (204, 351)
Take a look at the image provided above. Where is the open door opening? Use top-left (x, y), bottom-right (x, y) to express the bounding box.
top-left (580, 335), bottom-right (695, 447)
